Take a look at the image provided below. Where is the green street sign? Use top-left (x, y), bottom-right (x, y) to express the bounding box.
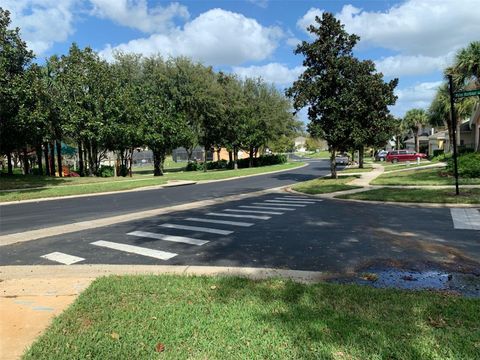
top-left (454, 89), bottom-right (480, 98)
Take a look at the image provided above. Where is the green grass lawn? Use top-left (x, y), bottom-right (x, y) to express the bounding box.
top-left (381, 160), bottom-right (441, 172)
top-left (338, 164), bottom-right (373, 173)
top-left (0, 162), bottom-right (302, 202)
top-left (295, 151), bottom-right (330, 159)
top-left (337, 187), bottom-right (480, 204)
top-left (371, 168), bottom-right (480, 186)
top-left (24, 275), bottom-right (480, 360)
top-left (291, 175), bottom-right (361, 194)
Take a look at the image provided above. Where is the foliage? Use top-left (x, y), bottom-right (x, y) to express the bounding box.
top-left (286, 12), bottom-right (397, 177)
top-left (447, 152), bottom-right (480, 178)
top-left (97, 165), bottom-right (115, 177)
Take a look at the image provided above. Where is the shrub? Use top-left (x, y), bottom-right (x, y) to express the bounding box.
top-left (447, 152), bottom-right (480, 178)
top-left (432, 149), bottom-right (444, 157)
top-left (186, 162), bottom-right (201, 171)
top-left (236, 154), bottom-right (287, 168)
top-left (97, 165), bottom-right (114, 177)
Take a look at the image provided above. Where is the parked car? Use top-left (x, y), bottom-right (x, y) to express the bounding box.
top-left (375, 150), bottom-right (388, 161)
top-left (386, 150), bottom-right (427, 163)
top-left (335, 153), bottom-right (349, 165)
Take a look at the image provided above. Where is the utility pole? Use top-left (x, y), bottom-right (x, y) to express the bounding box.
top-left (447, 74), bottom-right (459, 195)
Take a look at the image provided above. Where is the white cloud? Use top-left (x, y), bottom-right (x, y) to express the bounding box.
top-left (391, 81), bottom-right (443, 117)
top-left (100, 8), bottom-right (283, 66)
top-left (247, 0), bottom-right (268, 9)
top-left (337, 0), bottom-right (480, 57)
top-left (375, 53), bottom-right (454, 77)
top-left (286, 37), bottom-right (301, 47)
top-left (1, 0), bottom-right (76, 55)
top-left (232, 63), bottom-right (304, 86)
top-left (90, 0), bottom-right (189, 33)
top-left (296, 7), bottom-right (323, 33)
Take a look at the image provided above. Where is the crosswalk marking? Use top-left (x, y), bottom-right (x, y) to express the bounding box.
top-left (259, 201), bottom-right (306, 207)
top-left (275, 197), bottom-right (323, 202)
top-left (280, 196), bottom-right (311, 200)
top-left (185, 217), bottom-right (254, 227)
top-left (127, 231), bottom-right (209, 246)
top-left (159, 223), bottom-right (233, 235)
top-left (225, 209), bottom-right (284, 215)
top-left (266, 199), bottom-right (315, 204)
top-left (206, 212), bottom-right (271, 220)
top-left (41, 252), bottom-right (85, 265)
top-left (91, 240), bottom-right (177, 260)
top-left (450, 209), bottom-right (480, 230)
top-left (239, 205), bottom-right (296, 211)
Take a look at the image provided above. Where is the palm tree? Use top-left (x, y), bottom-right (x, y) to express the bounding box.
top-left (429, 83), bottom-right (475, 151)
top-left (446, 41), bottom-right (480, 89)
top-left (403, 108), bottom-right (429, 153)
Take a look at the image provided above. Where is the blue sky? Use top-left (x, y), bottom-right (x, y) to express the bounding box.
top-left (2, 0), bottom-right (479, 119)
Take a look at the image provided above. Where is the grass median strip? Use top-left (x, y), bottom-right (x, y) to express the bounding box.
top-left (337, 187), bottom-right (480, 204)
top-left (0, 162), bottom-right (303, 202)
top-left (291, 175), bottom-right (361, 194)
top-left (23, 275), bottom-right (480, 359)
top-left (372, 168), bottom-right (480, 186)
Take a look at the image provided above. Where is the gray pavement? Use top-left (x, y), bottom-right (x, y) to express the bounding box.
top-left (1, 192), bottom-right (479, 274)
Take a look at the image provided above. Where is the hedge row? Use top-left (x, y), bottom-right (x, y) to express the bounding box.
top-left (186, 154), bottom-right (288, 171)
top-left (447, 152), bottom-right (480, 178)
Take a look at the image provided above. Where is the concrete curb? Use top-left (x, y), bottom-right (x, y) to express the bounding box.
top-left (0, 264), bottom-right (336, 283)
top-left (0, 163), bottom-right (307, 206)
top-left (0, 186), bottom-right (288, 247)
top-left (286, 187), bottom-right (480, 208)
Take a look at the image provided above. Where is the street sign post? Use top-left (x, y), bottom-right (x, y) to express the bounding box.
top-left (454, 89), bottom-right (480, 98)
top-left (448, 75), bottom-right (460, 195)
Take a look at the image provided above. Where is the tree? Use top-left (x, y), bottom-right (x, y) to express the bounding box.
top-left (346, 59), bottom-right (398, 167)
top-left (447, 41), bottom-right (480, 87)
top-left (142, 56), bottom-right (189, 176)
top-left (0, 8), bottom-right (34, 175)
top-left (428, 83), bottom-right (475, 151)
top-left (403, 109), bottom-right (429, 153)
top-left (286, 12), bottom-right (361, 178)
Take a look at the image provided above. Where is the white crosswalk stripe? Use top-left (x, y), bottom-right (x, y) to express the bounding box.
top-left (91, 240), bottom-right (177, 260)
top-left (450, 208), bottom-right (480, 230)
top-left (257, 201), bottom-right (306, 207)
top-left (275, 197), bottom-right (323, 202)
top-left (41, 252), bottom-right (85, 265)
top-left (185, 217), bottom-right (254, 227)
top-left (239, 205), bottom-right (296, 211)
top-left (206, 212), bottom-right (271, 220)
top-left (225, 209), bottom-right (284, 215)
top-left (279, 196), bottom-right (311, 200)
top-left (266, 199), bottom-right (315, 204)
top-left (159, 223), bottom-right (233, 235)
top-left (127, 230), bottom-right (209, 246)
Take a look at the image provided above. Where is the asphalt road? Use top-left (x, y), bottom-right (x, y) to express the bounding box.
top-left (1, 192), bottom-right (479, 273)
top-left (0, 160), bottom-right (330, 235)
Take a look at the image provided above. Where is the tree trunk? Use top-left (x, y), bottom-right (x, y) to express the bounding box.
top-left (203, 145), bottom-right (208, 172)
top-left (78, 141), bottom-right (84, 177)
top-left (249, 147), bottom-right (254, 168)
top-left (330, 148), bottom-right (337, 179)
top-left (43, 143), bottom-right (50, 176)
top-left (86, 141), bottom-right (94, 176)
top-left (359, 146), bottom-right (364, 168)
top-left (129, 147), bottom-right (133, 177)
top-left (22, 147), bottom-right (29, 175)
top-left (7, 152), bottom-right (13, 175)
top-left (83, 146), bottom-right (88, 175)
top-left (233, 146), bottom-right (238, 170)
top-left (56, 140), bottom-right (63, 177)
top-left (153, 149), bottom-right (165, 176)
top-left (49, 142), bottom-right (56, 177)
top-left (228, 150), bottom-right (233, 165)
top-left (415, 133), bottom-right (419, 153)
top-left (216, 148), bottom-right (221, 162)
top-left (36, 145), bottom-right (43, 175)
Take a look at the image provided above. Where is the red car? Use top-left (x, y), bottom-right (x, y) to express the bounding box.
top-left (386, 150), bottom-right (427, 163)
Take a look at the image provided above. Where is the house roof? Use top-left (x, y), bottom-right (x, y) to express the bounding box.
top-left (405, 136), bottom-right (429, 144)
top-left (429, 131), bottom-right (447, 140)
